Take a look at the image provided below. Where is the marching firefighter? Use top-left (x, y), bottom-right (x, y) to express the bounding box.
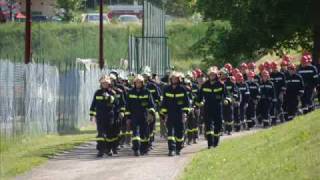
top-left (125, 74), bottom-right (156, 156)
top-left (90, 75), bottom-right (121, 158)
top-left (220, 68), bottom-right (240, 135)
top-left (184, 77), bottom-right (198, 145)
top-left (270, 62), bottom-right (287, 124)
top-left (246, 71), bottom-right (261, 129)
top-left (235, 72), bottom-right (250, 131)
top-left (160, 71), bottom-right (190, 156)
top-left (248, 62), bottom-right (256, 72)
top-left (259, 70), bottom-right (276, 127)
top-left (109, 73), bottom-right (127, 151)
top-left (284, 63), bottom-right (305, 121)
top-left (196, 67), bottom-right (227, 148)
top-left (141, 66), bottom-right (161, 150)
top-left (297, 54), bottom-right (319, 114)
top-left (239, 63), bottom-right (249, 81)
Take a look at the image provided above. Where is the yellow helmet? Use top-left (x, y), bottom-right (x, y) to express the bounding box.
top-left (169, 71), bottom-right (182, 82)
top-left (133, 74), bottom-right (145, 84)
top-left (207, 66), bottom-right (219, 75)
top-left (99, 75), bottom-right (111, 84)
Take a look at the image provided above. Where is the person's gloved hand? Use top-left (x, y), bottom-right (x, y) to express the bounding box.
top-left (90, 116), bottom-right (96, 123)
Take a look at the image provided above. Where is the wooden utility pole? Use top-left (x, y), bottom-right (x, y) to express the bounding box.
top-left (25, 0), bottom-right (31, 64)
top-left (99, 0), bottom-right (104, 69)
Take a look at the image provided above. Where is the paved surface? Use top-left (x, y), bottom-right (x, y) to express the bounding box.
top-left (16, 130), bottom-right (259, 180)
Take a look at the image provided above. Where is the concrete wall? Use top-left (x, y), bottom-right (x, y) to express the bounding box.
top-left (17, 0), bottom-right (56, 17)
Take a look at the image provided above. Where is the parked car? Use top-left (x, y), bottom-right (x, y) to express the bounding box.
top-left (118, 15), bottom-right (140, 24)
top-left (32, 15), bottom-right (49, 22)
top-left (81, 13), bottom-right (110, 24)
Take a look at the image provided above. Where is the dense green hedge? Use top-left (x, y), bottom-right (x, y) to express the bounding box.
top-left (0, 22), bottom-right (207, 69)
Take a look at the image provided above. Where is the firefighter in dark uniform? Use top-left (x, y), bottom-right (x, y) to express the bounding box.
top-left (196, 67), bottom-right (227, 148)
top-left (184, 78), bottom-right (196, 145)
top-left (141, 66), bottom-right (161, 150)
top-left (280, 60), bottom-right (290, 120)
top-left (235, 72), bottom-right (250, 131)
top-left (270, 62), bottom-right (287, 124)
top-left (160, 71), bottom-right (190, 156)
top-left (90, 76), bottom-right (120, 158)
top-left (109, 73), bottom-right (126, 152)
top-left (259, 70), bottom-right (276, 127)
top-left (125, 74), bottom-right (156, 156)
top-left (248, 62), bottom-right (256, 74)
top-left (185, 71), bottom-right (201, 143)
top-left (246, 71), bottom-right (261, 129)
top-left (240, 63), bottom-right (249, 81)
top-left (256, 63), bottom-right (266, 124)
top-left (284, 63), bottom-right (305, 121)
top-left (220, 68), bottom-right (240, 135)
top-left (297, 54), bottom-right (319, 114)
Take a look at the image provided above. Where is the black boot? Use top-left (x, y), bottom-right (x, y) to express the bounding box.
top-left (213, 136), bottom-right (220, 148)
top-left (168, 150), bottom-right (174, 156)
top-left (134, 150), bottom-right (140, 157)
top-left (96, 151), bottom-right (104, 158)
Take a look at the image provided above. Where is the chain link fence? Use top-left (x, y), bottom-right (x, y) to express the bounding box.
top-left (0, 59), bottom-right (126, 140)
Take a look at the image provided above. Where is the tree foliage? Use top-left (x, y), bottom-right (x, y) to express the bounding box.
top-left (56, 0), bottom-right (86, 21)
top-left (196, 0), bottom-right (319, 65)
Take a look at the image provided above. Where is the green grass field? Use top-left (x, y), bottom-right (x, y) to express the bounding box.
top-left (181, 110), bottom-right (320, 180)
top-left (0, 125), bottom-right (97, 180)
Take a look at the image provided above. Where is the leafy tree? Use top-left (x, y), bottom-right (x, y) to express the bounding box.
top-left (196, 0), bottom-right (320, 65)
top-left (56, 0), bottom-right (86, 21)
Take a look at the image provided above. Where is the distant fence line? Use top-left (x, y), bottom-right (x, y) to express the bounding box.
top-left (0, 59), bottom-right (126, 139)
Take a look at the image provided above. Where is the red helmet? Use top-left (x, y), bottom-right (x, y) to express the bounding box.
top-left (258, 64), bottom-right (265, 72)
top-left (280, 60), bottom-right (288, 67)
top-left (224, 63), bottom-right (233, 72)
top-left (301, 55), bottom-right (310, 65)
top-left (288, 63), bottom-right (296, 71)
top-left (261, 70), bottom-right (270, 78)
top-left (235, 73), bottom-right (244, 82)
top-left (232, 68), bottom-right (240, 76)
top-left (230, 76), bottom-right (236, 83)
top-left (195, 68), bottom-right (203, 77)
top-left (282, 55), bottom-right (291, 62)
top-left (264, 61), bottom-right (271, 70)
top-left (192, 70), bottom-right (198, 78)
top-left (270, 62), bottom-right (278, 70)
top-left (303, 52), bottom-right (312, 62)
top-left (240, 63), bottom-right (248, 70)
top-left (247, 71), bottom-right (255, 78)
top-left (248, 62), bottom-right (256, 70)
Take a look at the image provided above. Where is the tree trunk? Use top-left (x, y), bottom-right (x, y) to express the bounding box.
top-left (313, 26), bottom-right (320, 65)
top-left (312, 0), bottom-right (320, 65)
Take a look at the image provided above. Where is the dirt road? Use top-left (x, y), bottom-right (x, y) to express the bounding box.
top-left (16, 130), bottom-right (258, 180)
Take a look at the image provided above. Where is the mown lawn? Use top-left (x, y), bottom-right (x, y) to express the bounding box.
top-left (181, 110), bottom-right (320, 180)
top-left (0, 126), bottom-right (97, 180)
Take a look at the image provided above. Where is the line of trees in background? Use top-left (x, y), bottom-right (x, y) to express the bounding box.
top-left (194, 0), bottom-right (320, 66)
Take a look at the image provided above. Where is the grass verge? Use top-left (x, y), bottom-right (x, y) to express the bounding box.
top-left (0, 125), bottom-right (97, 180)
top-left (181, 110), bottom-right (320, 180)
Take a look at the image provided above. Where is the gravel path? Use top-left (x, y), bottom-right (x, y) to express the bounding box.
top-left (16, 130), bottom-right (259, 180)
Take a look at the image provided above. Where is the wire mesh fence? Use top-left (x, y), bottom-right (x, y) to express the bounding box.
top-left (0, 59), bottom-right (126, 140)
top-left (128, 0), bottom-right (170, 76)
